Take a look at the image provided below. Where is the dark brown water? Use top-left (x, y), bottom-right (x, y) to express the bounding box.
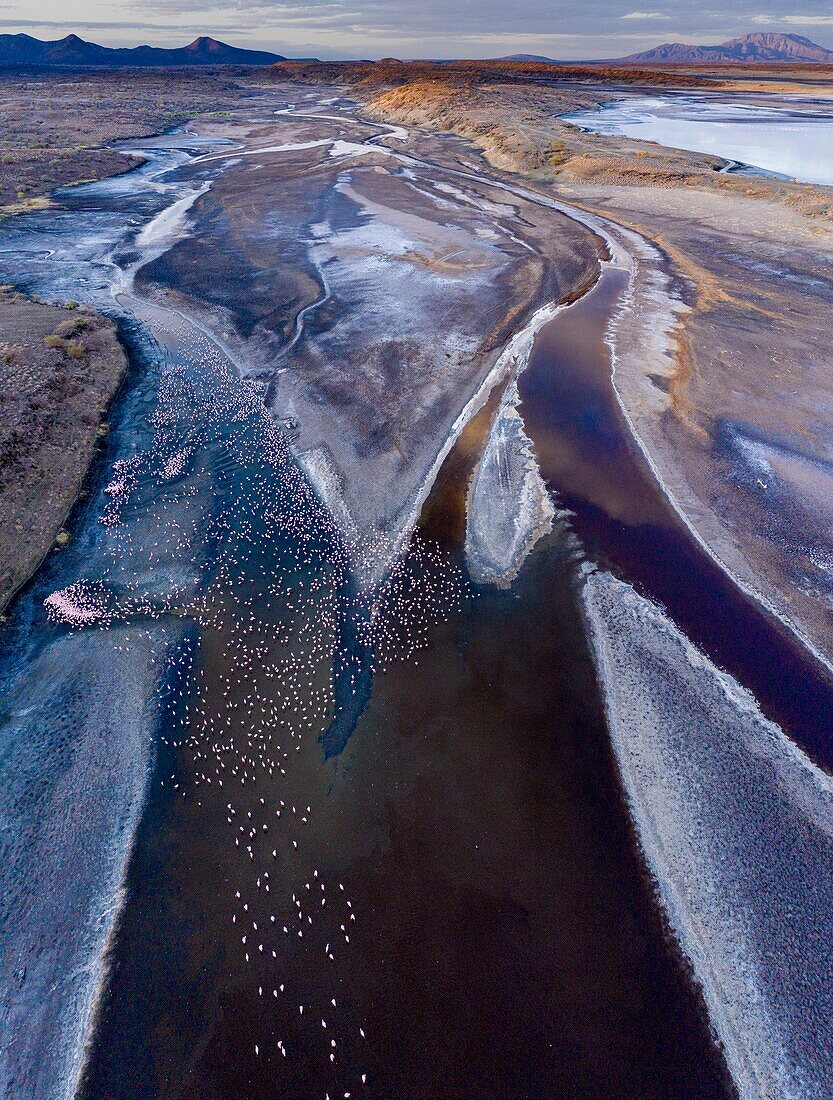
top-left (10, 95), bottom-right (829, 1100)
top-left (80, 542), bottom-right (733, 1100)
top-left (519, 267), bottom-right (833, 770)
top-left (79, 313), bottom-right (734, 1098)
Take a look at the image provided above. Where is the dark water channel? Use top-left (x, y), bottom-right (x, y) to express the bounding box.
top-left (80, 461), bottom-right (734, 1100)
top-left (519, 267), bottom-right (833, 771)
top-left (79, 289), bottom-right (735, 1099)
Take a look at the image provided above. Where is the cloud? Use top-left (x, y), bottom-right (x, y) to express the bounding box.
top-left (0, 16), bottom-right (204, 29)
top-left (126, 0), bottom-right (685, 37)
top-left (621, 11), bottom-right (669, 19)
top-left (753, 13), bottom-right (833, 24)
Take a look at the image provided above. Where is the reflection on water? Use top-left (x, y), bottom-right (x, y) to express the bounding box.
top-left (520, 267), bottom-right (833, 767)
top-left (80, 518), bottom-right (733, 1100)
top-left (564, 94), bottom-right (833, 184)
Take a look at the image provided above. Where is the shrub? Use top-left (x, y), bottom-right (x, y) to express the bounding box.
top-left (56, 316), bottom-right (89, 337)
top-left (549, 140), bottom-right (569, 168)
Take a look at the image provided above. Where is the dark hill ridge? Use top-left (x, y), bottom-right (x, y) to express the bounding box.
top-left (0, 33), bottom-right (285, 67)
top-left (621, 31), bottom-right (833, 64)
top-left (496, 53), bottom-right (561, 64)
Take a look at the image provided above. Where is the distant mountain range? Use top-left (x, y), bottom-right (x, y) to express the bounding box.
top-left (0, 33), bottom-right (285, 67)
top-left (4, 28), bottom-right (832, 70)
top-left (621, 32), bottom-right (833, 64)
top-left (496, 32), bottom-right (833, 66)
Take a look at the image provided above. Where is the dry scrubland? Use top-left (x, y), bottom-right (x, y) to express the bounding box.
top-left (0, 289), bottom-right (127, 614)
top-left (0, 68), bottom-right (244, 213)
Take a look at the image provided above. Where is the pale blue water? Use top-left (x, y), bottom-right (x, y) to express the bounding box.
top-left (564, 94), bottom-right (833, 185)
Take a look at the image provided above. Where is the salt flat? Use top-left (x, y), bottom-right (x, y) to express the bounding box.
top-left (136, 96), bottom-right (600, 582)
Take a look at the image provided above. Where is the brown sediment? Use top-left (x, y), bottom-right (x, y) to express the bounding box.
top-left (668, 325), bottom-right (709, 439)
top-left (417, 377), bottom-right (508, 542)
top-left (561, 264), bottom-right (605, 305)
top-left (0, 195), bottom-right (53, 219)
top-left (654, 233), bottom-right (783, 319)
top-left (412, 248), bottom-right (491, 272)
top-left (564, 214), bottom-right (783, 435)
top-left (646, 232), bottom-right (783, 433)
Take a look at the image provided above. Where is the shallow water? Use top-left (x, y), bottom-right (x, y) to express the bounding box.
top-left (519, 266), bottom-right (833, 768)
top-left (69, 179), bottom-right (730, 1100)
top-left (0, 105), bottom-right (741, 1098)
top-left (564, 94), bottom-right (833, 184)
top-left (39, 81), bottom-right (833, 1100)
top-left (79, 487), bottom-right (733, 1100)
top-left (0, 123), bottom-right (338, 1097)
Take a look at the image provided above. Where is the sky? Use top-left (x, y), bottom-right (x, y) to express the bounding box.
top-left (3, 0), bottom-right (833, 60)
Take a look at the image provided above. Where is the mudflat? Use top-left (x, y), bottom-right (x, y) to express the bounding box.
top-left (135, 96), bottom-right (602, 580)
top-left (340, 64), bottom-right (833, 667)
top-left (3, 56), bottom-right (833, 1100)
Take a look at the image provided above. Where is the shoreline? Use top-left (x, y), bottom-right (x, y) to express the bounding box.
top-left (0, 123), bottom-right (233, 1100)
top-left (582, 568), bottom-right (833, 1098)
top-left (606, 275), bottom-right (833, 685)
top-left (0, 290), bottom-right (130, 619)
top-left (65, 654), bottom-right (162, 1100)
top-left (356, 71), bottom-right (833, 676)
top-left (71, 620), bottom-right (195, 1100)
top-left (490, 198), bottom-right (833, 1096)
top-left (359, 86), bottom-right (833, 699)
top-left (593, 212), bottom-right (833, 685)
